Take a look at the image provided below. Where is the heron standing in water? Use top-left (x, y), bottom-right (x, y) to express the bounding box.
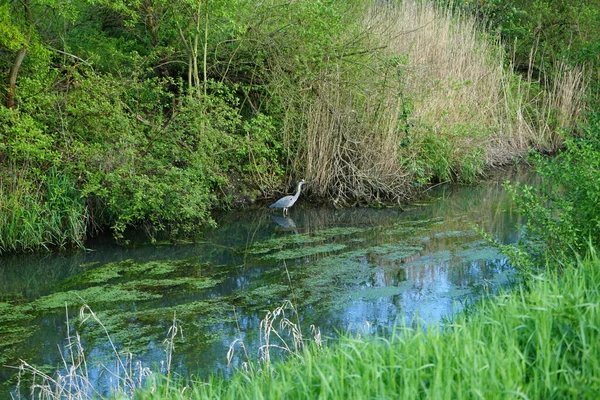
top-left (269, 180), bottom-right (306, 215)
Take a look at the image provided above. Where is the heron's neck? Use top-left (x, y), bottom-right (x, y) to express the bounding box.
top-left (293, 182), bottom-right (304, 200)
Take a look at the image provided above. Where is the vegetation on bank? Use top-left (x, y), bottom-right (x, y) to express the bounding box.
top-left (1, 0), bottom-right (591, 252)
top-left (505, 114), bottom-right (600, 270)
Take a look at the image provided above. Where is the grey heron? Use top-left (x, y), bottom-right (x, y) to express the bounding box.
top-left (269, 180), bottom-right (306, 215)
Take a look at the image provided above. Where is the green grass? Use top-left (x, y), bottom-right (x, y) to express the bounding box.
top-left (131, 252), bottom-right (600, 399)
top-left (0, 167), bottom-right (87, 254)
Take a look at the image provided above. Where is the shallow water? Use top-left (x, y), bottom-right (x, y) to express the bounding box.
top-left (0, 167), bottom-right (532, 396)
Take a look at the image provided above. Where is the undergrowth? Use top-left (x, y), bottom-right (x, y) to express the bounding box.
top-left (1, 0), bottom-right (588, 252)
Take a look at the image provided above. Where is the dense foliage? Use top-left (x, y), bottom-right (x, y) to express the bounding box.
top-left (506, 113), bottom-right (600, 268)
top-left (1, 0), bottom-right (363, 250)
top-left (0, 0), bottom-right (596, 252)
top-left (451, 0), bottom-right (600, 74)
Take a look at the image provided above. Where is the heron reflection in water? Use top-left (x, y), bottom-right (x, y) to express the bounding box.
top-left (269, 214), bottom-right (298, 233)
top-left (269, 179), bottom-right (306, 215)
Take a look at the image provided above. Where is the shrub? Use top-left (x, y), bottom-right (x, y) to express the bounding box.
top-left (507, 112), bottom-right (600, 266)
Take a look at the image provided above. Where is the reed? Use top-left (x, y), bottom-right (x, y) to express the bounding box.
top-left (227, 300), bottom-right (322, 375)
top-left (534, 61), bottom-right (588, 151)
top-left (12, 304), bottom-right (179, 400)
top-left (277, 0), bottom-right (586, 204)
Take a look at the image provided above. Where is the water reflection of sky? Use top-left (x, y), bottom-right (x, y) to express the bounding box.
top-left (0, 166), bottom-right (533, 396)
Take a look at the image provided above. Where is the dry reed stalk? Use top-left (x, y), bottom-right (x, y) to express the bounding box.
top-left (228, 300), bottom-right (322, 373)
top-left (370, 2), bottom-right (528, 161)
top-left (279, 1), bottom-right (587, 203)
top-left (258, 300), bottom-right (304, 366)
top-left (12, 303), bottom-right (168, 399)
top-left (303, 61), bottom-right (413, 205)
top-left (537, 62), bottom-right (587, 151)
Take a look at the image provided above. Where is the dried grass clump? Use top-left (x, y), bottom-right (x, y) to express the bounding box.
top-left (369, 2), bottom-right (525, 161)
top-left (302, 68), bottom-right (414, 205)
top-left (283, 0), bottom-right (586, 205)
top-left (12, 305), bottom-right (181, 400)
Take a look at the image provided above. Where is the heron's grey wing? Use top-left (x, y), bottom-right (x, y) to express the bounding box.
top-left (269, 195), bottom-right (294, 208)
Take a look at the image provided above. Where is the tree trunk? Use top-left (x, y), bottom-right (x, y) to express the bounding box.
top-left (6, 48), bottom-right (28, 109)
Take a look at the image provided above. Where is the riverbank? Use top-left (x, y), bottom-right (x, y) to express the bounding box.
top-left (134, 251), bottom-right (600, 399)
top-left (0, 0), bottom-right (587, 254)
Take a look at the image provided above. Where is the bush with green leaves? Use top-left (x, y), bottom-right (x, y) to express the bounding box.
top-left (507, 113), bottom-right (600, 266)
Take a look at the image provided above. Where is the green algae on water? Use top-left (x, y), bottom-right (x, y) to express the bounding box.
top-left (434, 230), bottom-right (478, 239)
top-left (122, 276), bottom-right (221, 292)
top-left (247, 234), bottom-right (327, 255)
top-left (33, 285), bottom-right (162, 311)
top-left (265, 243), bottom-right (347, 260)
top-left (312, 227), bottom-right (368, 238)
top-left (0, 302), bottom-right (38, 365)
top-left (248, 227), bottom-right (367, 257)
top-left (60, 258), bottom-right (213, 289)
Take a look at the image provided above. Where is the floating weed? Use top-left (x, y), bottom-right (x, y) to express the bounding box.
top-left (392, 217), bottom-right (445, 227)
top-left (362, 245), bottom-right (394, 256)
top-left (312, 227), bottom-right (368, 238)
top-left (0, 326), bottom-right (36, 366)
top-left (413, 235), bottom-right (432, 243)
top-left (341, 244), bottom-right (423, 267)
top-left (362, 244), bottom-right (424, 263)
top-left (156, 299), bottom-right (230, 319)
top-left (434, 230), bottom-right (477, 239)
top-left (0, 301), bottom-right (33, 323)
top-left (77, 261), bottom-right (101, 269)
top-left (383, 226), bottom-right (429, 237)
top-left (248, 227), bottom-right (366, 257)
top-left (403, 250), bottom-right (453, 268)
top-left (348, 237), bottom-right (366, 243)
top-left (380, 248), bottom-right (423, 263)
top-left (60, 259), bottom-right (138, 287)
top-left (78, 310), bottom-right (158, 354)
top-left (454, 246), bottom-right (502, 263)
top-left (68, 298), bottom-right (232, 359)
top-left (0, 302), bottom-right (38, 365)
top-left (32, 286), bottom-right (161, 311)
top-left (128, 260), bottom-right (186, 277)
top-left (247, 234), bottom-right (327, 255)
top-left (122, 276), bottom-right (221, 293)
top-left (297, 256), bottom-right (372, 305)
top-left (61, 259), bottom-right (211, 289)
top-left (235, 284), bottom-right (293, 308)
top-left (265, 243), bottom-right (347, 260)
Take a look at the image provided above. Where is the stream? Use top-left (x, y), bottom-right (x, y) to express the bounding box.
top-left (0, 166), bottom-right (532, 397)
